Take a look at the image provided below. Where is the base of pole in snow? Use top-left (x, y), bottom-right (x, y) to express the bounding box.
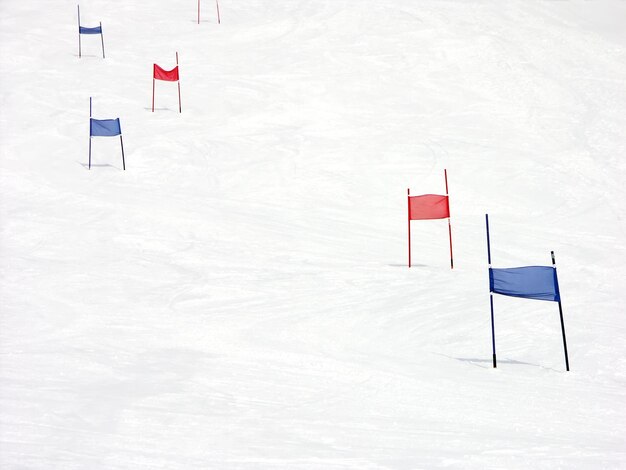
top-left (492, 354), bottom-right (497, 369)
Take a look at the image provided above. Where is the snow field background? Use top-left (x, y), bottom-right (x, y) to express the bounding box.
top-left (1, 0), bottom-right (625, 468)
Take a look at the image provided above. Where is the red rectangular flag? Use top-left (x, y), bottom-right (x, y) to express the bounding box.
top-left (409, 194), bottom-right (450, 220)
top-left (153, 64), bottom-right (179, 81)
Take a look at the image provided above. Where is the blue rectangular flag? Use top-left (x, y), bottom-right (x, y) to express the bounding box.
top-left (90, 118), bottom-right (121, 137)
top-left (489, 266), bottom-right (560, 302)
top-left (79, 25), bottom-right (102, 34)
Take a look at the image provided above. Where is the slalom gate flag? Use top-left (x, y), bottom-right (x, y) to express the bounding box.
top-left (152, 53), bottom-right (182, 112)
top-left (490, 266), bottom-right (560, 302)
top-left (409, 194), bottom-right (450, 220)
top-left (88, 98), bottom-right (125, 170)
top-left (90, 118), bottom-right (121, 137)
top-left (153, 64), bottom-right (179, 81)
top-left (407, 170), bottom-right (454, 268)
top-left (77, 6), bottom-right (105, 58)
top-left (79, 25), bottom-right (102, 34)
top-left (485, 214), bottom-right (569, 371)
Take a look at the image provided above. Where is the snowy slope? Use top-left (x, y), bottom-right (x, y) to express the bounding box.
top-left (1, 0), bottom-right (625, 468)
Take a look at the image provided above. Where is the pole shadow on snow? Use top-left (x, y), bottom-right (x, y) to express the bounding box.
top-left (78, 162), bottom-right (119, 170)
top-left (451, 356), bottom-right (562, 372)
top-left (144, 107), bottom-right (175, 112)
top-left (387, 263), bottom-right (428, 268)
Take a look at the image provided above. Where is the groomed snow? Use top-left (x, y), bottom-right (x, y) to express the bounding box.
top-left (1, 0), bottom-right (625, 468)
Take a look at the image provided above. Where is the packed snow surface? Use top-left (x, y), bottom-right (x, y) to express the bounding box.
top-left (1, 0), bottom-right (625, 468)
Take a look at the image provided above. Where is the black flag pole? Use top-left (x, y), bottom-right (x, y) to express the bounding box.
top-left (551, 251), bottom-right (570, 371)
top-left (120, 135), bottom-right (126, 170)
top-left (486, 214), bottom-right (497, 368)
top-left (88, 97), bottom-right (92, 169)
top-left (78, 5), bottom-right (82, 58)
top-left (100, 22), bottom-right (105, 59)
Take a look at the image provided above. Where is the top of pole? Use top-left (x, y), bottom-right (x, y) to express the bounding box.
top-left (77, 4), bottom-right (80, 24)
top-left (444, 169), bottom-right (449, 195)
top-left (485, 214), bottom-right (492, 266)
top-left (89, 96), bottom-right (92, 117)
top-left (551, 250), bottom-right (556, 266)
top-left (176, 51), bottom-right (179, 65)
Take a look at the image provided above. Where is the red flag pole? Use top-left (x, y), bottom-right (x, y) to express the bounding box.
top-left (176, 52), bottom-right (182, 113)
top-left (216, 0), bottom-right (221, 24)
top-left (77, 5), bottom-right (82, 58)
top-left (407, 188), bottom-right (411, 268)
top-left (152, 71), bottom-right (155, 112)
top-left (445, 169), bottom-right (453, 269)
top-left (198, 0), bottom-right (200, 24)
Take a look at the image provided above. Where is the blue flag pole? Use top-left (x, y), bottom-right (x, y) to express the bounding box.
top-left (486, 214), bottom-right (497, 368)
top-left (551, 251), bottom-right (570, 371)
top-left (100, 22), bottom-right (105, 59)
top-left (88, 97), bottom-right (92, 169)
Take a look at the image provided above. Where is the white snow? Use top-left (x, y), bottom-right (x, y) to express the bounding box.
top-left (1, 0), bottom-right (625, 468)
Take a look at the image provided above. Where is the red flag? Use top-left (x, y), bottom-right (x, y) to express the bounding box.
top-left (153, 64), bottom-right (179, 81)
top-left (409, 194), bottom-right (450, 220)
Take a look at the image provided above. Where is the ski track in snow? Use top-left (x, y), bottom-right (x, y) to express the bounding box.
top-left (1, 0), bottom-right (626, 468)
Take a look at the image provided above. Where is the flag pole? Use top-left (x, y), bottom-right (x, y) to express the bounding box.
top-left (198, 0), bottom-right (200, 24)
top-left (176, 52), bottom-right (181, 113)
top-left (445, 169), bottom-right (453, 269)
top-left (78, 5), bottom-right (82, 58)
top-left (88, 97), bottom-right (92, 169)
top-left (120, 135), bottom-right (126, 170)
top-left (152, 67), bottom-right (155, 112)
top-left (216, 0), bottom-right (221, 24)
top-left (407, 188), bottom-right (412, 268)
top-left (486, 214), bottom-right (496, 368)
top-left (551, 251), bottom-right (570, 371)
top-left (100, 22), bottom-right (105, 59)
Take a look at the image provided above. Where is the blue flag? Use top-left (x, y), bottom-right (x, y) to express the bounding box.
top-left (489, 266), bottom-right (560, 302)
top-left (79, 25), bottom-right (102, 34)
top-left (90, 118), bottom-right (121, 137)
